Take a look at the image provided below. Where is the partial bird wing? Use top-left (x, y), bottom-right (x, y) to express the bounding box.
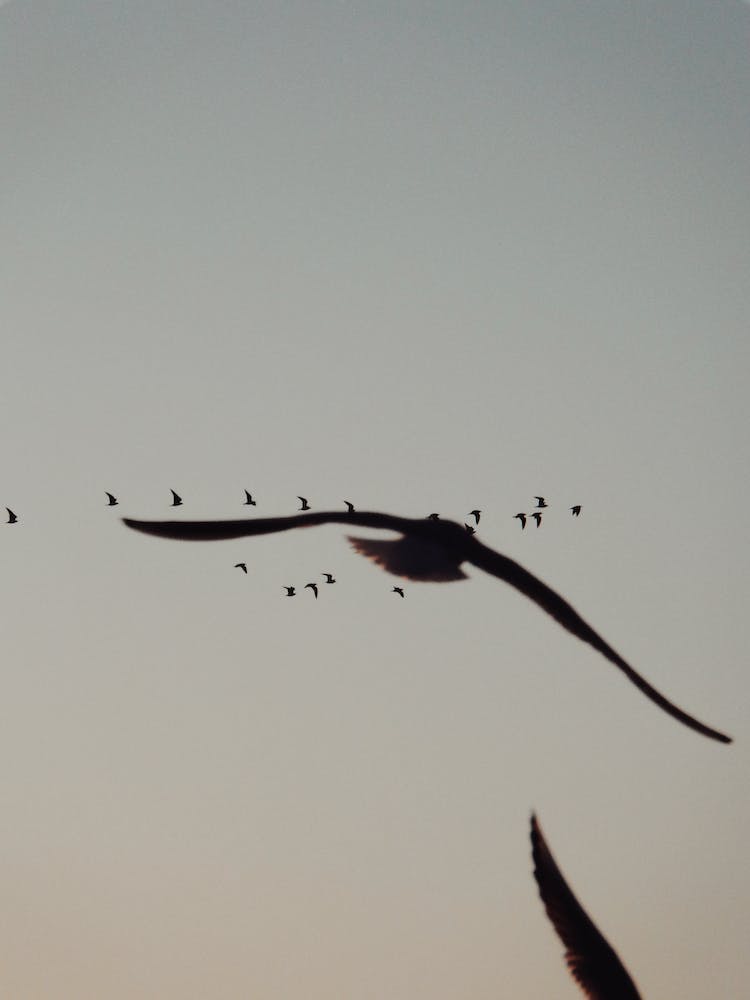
top-left (347, 535), bottom-right (467, 582)
top-left (531, 815), bottom-right (642, 1000)
top-left (468, 539), bottom-right (731, 743)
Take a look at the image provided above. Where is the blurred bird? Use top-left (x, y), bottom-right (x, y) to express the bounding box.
top-left (392, 586), bottom-right (405, 597)
top-left (234, 563), bottom-right (247, 573)
top-left (244, 491), bottom-right (256, 506)
top-left (534, 496), bottom-right (548, 508)
top-left (570, 505), bottom-right (582, 517)
top-left (305, 582), bottom-right (318, 598)
top-left (283, 586), bottom-right (295, 596)
top-left (344, 500), bottom-right (355, 512)
top-left (514, 512), bottom-right (527, 529)
top-left (468, 509), bottom-right (482, 524)
top-left (322, 573), bottom-right (336, 584)
top-left (464, 523), bottom-right (476, 535)
top-left (531, 512), bottom-right (542, 527)
top-left (122, 507), bottom-right (731, 742)
top-left (427, 512), bottom-right (440, 520)
top-left (531, 814), bottom-right (642, 999)
top-left (170, 490), bottom-right (183, 507)
top-left (298, 496), bottom-right (310, 511)
top-left (105, 492), bottom-right (119, 506)
top-left (6, 508), bottom-right (18, 524)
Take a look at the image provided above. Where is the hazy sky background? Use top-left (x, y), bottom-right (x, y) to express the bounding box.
top-left (2, 2), bottom-right (749, 997)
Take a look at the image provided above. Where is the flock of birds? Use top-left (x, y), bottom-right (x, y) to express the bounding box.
top-left (6, 486), bottom-right (728, 995)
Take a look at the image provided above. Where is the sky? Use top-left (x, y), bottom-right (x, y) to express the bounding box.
top-left (1, 1), bottom-right (749, 997)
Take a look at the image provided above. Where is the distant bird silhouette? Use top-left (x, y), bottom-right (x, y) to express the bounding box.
top-left (322, 573), bottom-right (336, 584)
top-left (427, 513), bottom-right (440, 520)
top-left (234, 562), bottom-right (247, 573)
top-left (468, 509), bottom-right (482, 524)
top-left (122, 508), bottom-right (731, 742)
top-left (305, 582), bottom-right (318, 598)
top-left (514, 512), bottom-right (527, 529)
top-left (298, 496), bottom-right (310, 511)
top-left (105, 492), bottom-right (119, 507)
top-left (531, 511), bottom-right (542, 527)
top-left (531, 814), bottom-right (642, 999)
top-left (534, 496), bottom-right (548, 508)
top-left (244, 491), bottom-right (256, 506)
top-left (6, 508), bottom-right (18, 524)
top-left (464, 523), bottom-right (476, 535)
top-left (392, 586), bottom-right (405, 597)
top-left (570, 505), bottom-right (582, 517)
top-left (344, 500), bottom-right (355, 512)
top-left (170, 490), bottom-right (183, 507)
top-left (284, 586), bottom-right (296, 596)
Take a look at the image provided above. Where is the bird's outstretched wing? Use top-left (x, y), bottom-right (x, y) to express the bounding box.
top-left (531, 815), bottom-right (642, 1000)
top-left (347, 535), bottom-right (468, 581)
top-left (468, 540), bottom-right (731, 743)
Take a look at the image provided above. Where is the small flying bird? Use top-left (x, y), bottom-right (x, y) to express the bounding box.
top-left (122, 506), bottom-right (731, 743)
top-left (392, 586), bottom-right (405, 597)
top-left (464, 523), bottom-right (476, 535)
top-left (534, 496), bottom-right (548, 508)
top-left (234, 562), bottom-right (247, 573)
top-left (297, 496), bottom-right (310, 511)
top-left (344, 500), bottom-right (355, 512)
top-left (243, 491), bottom-right (256, 506)
top-left (170, 490), bottom-right (183, 507)
top-left (6, 508), bottom-right (18, 524)
top-left (284, 586), bottom-right (296, 596)
top-left (468, 509), bottom-right (482, 524)
top-left (570, 505), bottom-right (582, 517)
top-left (514, 512), bottom-right (527, 529)
top-left (427, 513), bottom-right (440, 520)
top-left (531, 511), bottom-right (542, 527)
top-left (322, 573), bottom-right (336, 584)
top-left (304, 582), bottom-right (318, 598)
top-left (105, 492), bottom-right (119, 506)
top-left (531, 814), bottom-right (642, 999)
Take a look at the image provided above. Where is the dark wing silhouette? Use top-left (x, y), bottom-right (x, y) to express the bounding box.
top-left (467, 539), bottom-right (730, 743)
top-left (121, 510), bottom-right (731, 743)
top-left (531, 815), bottom-right (642, 1000)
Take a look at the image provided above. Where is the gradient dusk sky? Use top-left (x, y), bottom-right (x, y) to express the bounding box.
top-left (1, 2), bottom-right (748, 997)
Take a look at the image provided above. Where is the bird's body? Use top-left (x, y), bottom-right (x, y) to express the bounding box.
top-left (122, 508), bottom-right (731, 743)
top-left (531, 815), bottom-right (642, 999)
top-left (514, 512), bottom-right (527, 529)
top-left (6, 507), bottom-right (18, 524)
top-left (105, 492), bottom-right (119, 506)
top-left (298, 496), bottom-right (310, 511)
top-left (305, 582), bottom-right (318, 598)
top-left (170, 490), bottom-right (183, 507)
top-left (244, 491), bottom-right (256, 506)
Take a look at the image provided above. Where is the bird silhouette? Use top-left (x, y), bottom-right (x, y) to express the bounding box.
top-left (570, 505), bottom-right (582, 517)
top-left (305, 582), bottom-right (318, 598)
top-left (534, 496), bottom-right (548, 508)
top-left (298, 496), bottom-right (310, 511)
top-left (531, 814), bottom-right (642, 999)
top-left (244, 491), bottom-right (256, 506)
top-left (468, 509), bottom-right (482, 524)
top-left (531, 511), bottom-right (542, 528)
top-left (122, 508), bottom-right (731, 742)
top-left (234, 562), bottom-right (247, 573)
top-left (322, 573), bottom-right (336, 584)
top-left (6, 508), bottom-right (18, 524)
top-left (427, 513), bottom-right (440, 520)
top-left (344, 500), bottom-right (355, 512)
top-left (464, 523), bottom-right (476, 535)
top-left (284, 586), bottom-right (295, 596)
top-left (392, 586), bottom-right (405, 597)
top-left (105, 492), bottom-right (119, 506)
top-left (170, 490), bottom-right (183, 507)
top-left (514, 512), bottom-right (527, 529)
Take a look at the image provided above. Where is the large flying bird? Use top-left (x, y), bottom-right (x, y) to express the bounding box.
top-left (122, 508), bottom-right (730, 743)
top-left (531, 814), bottom-right (642, 999)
